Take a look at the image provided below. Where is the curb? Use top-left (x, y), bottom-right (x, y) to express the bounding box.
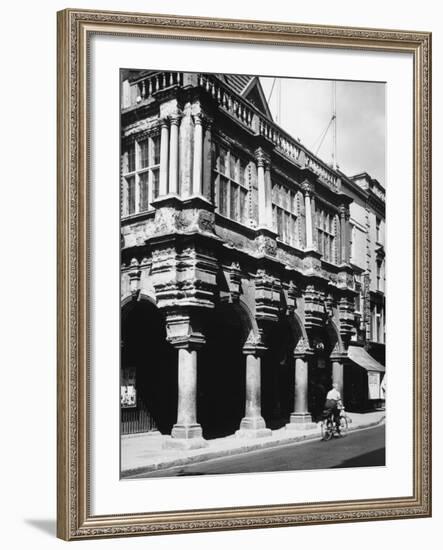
top-left (123, 415), bottom-right (385, 478)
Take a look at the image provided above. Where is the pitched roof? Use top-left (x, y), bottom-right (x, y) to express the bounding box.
top-left (218, 74), bottom-right (253, 95)
top-left (217, 74), bottom-right (273, 120)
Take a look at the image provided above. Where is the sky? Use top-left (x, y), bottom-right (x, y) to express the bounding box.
top-left (260, 77), bottom-right (385, 185)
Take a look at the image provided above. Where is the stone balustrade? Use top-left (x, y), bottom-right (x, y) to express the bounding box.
top-left (198, 74), bottom-right (341, 192)
top-left (129, 71), bottom-right (184, 104)
top-left (197, 73), bottom-right (256, 129)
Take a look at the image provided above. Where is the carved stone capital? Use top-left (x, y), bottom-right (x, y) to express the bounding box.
top-left (159, 116), bottom-right (169, 129)
top-left (242, 332), bottom-right (267, 356)
top-left (192, 112), bottom-right (203, 126)
top-left (293, 336), bottom-right (313, 358)
top-left (165, 310), bottom-right (206, 350)
top-left (301, 179), bottom-right (313, 196)
top-left (169, 332), bottom-right (206, 350)
top-left (169, 111), bottom-right (182, 126)
top-left (255, 147), bottom-right (270, 169)
top-left (339, 203), bottom-right (350, 220)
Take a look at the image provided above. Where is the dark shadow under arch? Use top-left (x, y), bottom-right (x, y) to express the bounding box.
top-left (120, 298), bottom-right (177, 435)
top-left (197, 303), bottom-right (249, 439)
top-left (307, 319), bottom-right (343, 421)
top-left (261, 316), bottom-right (296, 429)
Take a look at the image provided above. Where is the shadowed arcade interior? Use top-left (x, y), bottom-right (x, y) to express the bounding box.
top-left (121, 299), bottom-right (177, 435)
top-left (197, 304), bottom-right (246, 439)
top-left (261, 317), bottom-right (295, 430)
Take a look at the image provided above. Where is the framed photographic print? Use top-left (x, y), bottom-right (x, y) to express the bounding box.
top-left (57, 8), bottom-right (431, 540)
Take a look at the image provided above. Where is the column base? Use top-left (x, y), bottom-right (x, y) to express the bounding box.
top-left (236, 416), bottom-right (272, 438)
top-left (285, 413), bottom-right (317, 431)
top-left (163, 423), bottom-right (208, 450)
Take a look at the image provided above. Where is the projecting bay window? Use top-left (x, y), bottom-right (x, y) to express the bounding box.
top-left (316, 206), bottom-right (337, 264)
top-left (213, 143), bottom-right (249, 224)
top-left (271, 183), bottom-right (300, 248)
top-left (122, 134), bottom-right (160, 217)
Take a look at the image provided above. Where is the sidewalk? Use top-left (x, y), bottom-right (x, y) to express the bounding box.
top-left (121, 410), bottom-right (385, 477)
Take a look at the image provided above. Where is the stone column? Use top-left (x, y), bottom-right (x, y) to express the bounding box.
top-left (202, 120), bottom-right (213, 200)
top-left (286, 351), bottom-right (315, 430)
top-left (164, 335), bottom-right (207, 450)
top-left (332, 359), bottom-right (344, 401)
top-left (192, 113), bottom-right (203, 195)
top-left (159, 118), bottom-right (169, 196)
top-left (340, 204), bottom-right (350, 264)
top-left (302, 181), bottom-right (314, 249)
top-left (256, 149), bottom-right (272, 229)
top-left (168, 113), bottom-right (181, 195)
top-left (264, 161), bottom-right (273, 228)
top-left (236, 345), bottom-right (271, 438)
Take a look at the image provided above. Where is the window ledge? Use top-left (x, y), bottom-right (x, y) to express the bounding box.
top-left (121, 209), bottom-right (156, 224)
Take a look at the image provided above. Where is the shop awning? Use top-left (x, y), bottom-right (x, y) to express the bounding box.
top-left (348, 345), bottom-right (385, 373)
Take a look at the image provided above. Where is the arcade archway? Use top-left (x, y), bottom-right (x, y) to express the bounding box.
top-left (197, 303), bottom-right (250, 439)
top-left (307, 319), bottom-right (343, 421)
top-left (261, 317), bottom-right (295, 429)
top-left (120, 299), bottom-right (176, 435)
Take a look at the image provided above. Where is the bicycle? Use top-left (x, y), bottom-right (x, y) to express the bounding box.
top-left (320, 409), bottom-right (349, 440)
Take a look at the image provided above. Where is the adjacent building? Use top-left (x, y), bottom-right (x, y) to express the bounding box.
top-left (120, 70), bottom-right (386, 447)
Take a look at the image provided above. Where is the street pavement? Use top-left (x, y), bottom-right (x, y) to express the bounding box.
top-left (129, 423), bottom-right (385, 478)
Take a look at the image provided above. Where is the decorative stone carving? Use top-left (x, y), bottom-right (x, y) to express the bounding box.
top-left (153, 205), bottom-right (179, 235)
top-left (337, 268), bottom-right (355, 289)
top-left (150, 238), bottom-right (219, 310)
top-left (302, 252), bottom-right (322, 274)
top-left (282, 280), bottom-right (298, 313)
top-left (255, 146), bottom-right (271, 168)
top-left (128, 258), bottom-right (141, 298)
top-left (301, 180), bottom-right (313, 196)
top-left (255, 232), bottom-right (277, 257)
top-left (339, 203), bottom-right (351, 220)
top-left (225, 261), bottom-right (242, 301)
top-left (338, 295), bottom-right (356, 340)
top-left (254, 268), bottom-right (281, 322)
top-left (243, 330), bottom-right (265, 351)
top-left (294, 336), bottom-right (312, 356)
top-left (197, 209), bottom-right (215, 233)
top-left (165, 309), bottom-right (206, 349)
top-left (303, 284), bottom-right (325, 329)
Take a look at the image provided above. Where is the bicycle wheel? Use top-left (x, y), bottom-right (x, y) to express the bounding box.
top-left (339, 415), bottom-right (349, 436)
top-left (322, 418), bottom-right (333, 441)
top-left (320, 420), bottom-right (327, 440)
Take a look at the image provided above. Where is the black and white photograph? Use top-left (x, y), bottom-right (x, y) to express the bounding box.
top-left (119, 69), bottom-right (386, 479)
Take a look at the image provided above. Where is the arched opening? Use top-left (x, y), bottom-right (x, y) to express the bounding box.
top-left (197, 304), bottom-right (248, 439)
top-left (120, 299), bottom-right (177, 435)
top-left (261, 317), bottom-right (295, 429)
top-left (307, 322), bottom-right (341, 421)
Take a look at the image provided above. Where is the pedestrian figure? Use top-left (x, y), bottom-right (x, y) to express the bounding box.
top-left (323, 383), bottom-right (343, 432)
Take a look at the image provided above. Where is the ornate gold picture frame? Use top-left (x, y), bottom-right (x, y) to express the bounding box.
top-left (57, 8), bottom-right (431, 540)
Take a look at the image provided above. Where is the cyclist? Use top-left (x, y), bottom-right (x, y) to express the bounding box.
top-left (323, 383), bottom-right (343, 434)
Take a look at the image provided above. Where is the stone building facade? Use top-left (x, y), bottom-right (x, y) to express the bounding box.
top-left (120, 70), bottom-right (386, 448)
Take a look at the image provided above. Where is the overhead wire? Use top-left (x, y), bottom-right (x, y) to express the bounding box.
top-left (266, 77), bottom-right (277, 104)
top-left (313, 115), bottom-right (335, 156)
